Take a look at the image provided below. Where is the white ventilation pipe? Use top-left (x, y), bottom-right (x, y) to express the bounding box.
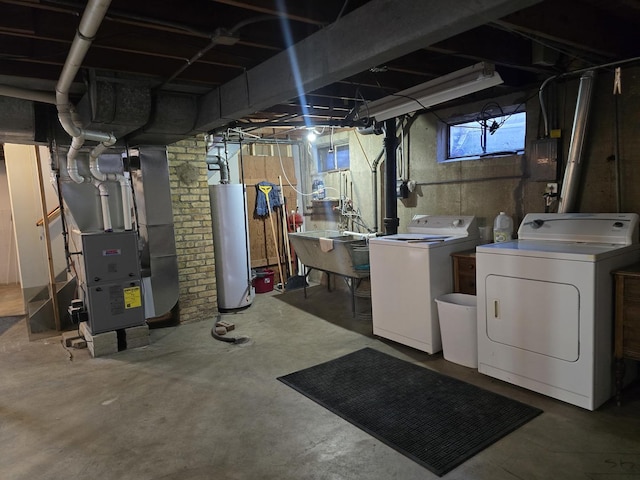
top-left (89, 147), bottom-right (133, 231)
top-left (55, 0), bottom-right (114, 186)
top-left (95, 180), bottom-right (113, 232)
top-left (54, 0), bottom-right (123, 232)
top-left (120, 173), bottom-right (133, 231)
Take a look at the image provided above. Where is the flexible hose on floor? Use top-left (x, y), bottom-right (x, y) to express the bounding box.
top-left (210, 315), bottom-right (250, 344)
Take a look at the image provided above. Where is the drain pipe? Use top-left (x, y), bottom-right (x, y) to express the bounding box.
top-left (371, 150), bottom-right (384, 232)
top-left (383, 119), bottom-right (399, 235)
top-left (558, 71), bottom-right (596, 213)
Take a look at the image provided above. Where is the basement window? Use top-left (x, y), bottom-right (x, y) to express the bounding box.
top-left (317, 144), bottom-right (350, 172)
top-left (440, 107), bottom-right (526, 162)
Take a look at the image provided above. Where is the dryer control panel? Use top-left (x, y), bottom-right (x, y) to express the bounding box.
top-left (518, 213), bottom-right (639, 245)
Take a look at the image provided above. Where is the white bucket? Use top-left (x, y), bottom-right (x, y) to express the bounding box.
top-left (435, 293), bottom-right (478, 368)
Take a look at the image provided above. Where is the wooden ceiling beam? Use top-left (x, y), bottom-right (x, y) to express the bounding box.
top-left (211, 0), bottom-right (328, 26)
top-left (496, 0), bottom-right (636, 59)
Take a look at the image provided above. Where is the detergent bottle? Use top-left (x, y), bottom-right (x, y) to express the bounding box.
top-left (312, 179), bottom-right (325, 200)
top-left (317, 180), bottom-right (325, 199)
top-left (493, 212), bottom-right (514, 243)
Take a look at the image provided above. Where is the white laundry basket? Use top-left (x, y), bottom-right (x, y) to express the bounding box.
top-left (435, 293), bottom-right (478, 368)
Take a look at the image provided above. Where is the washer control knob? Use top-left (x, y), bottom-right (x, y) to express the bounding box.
top-left (613, 221), bottom-right (624, 229)
top-left (452, 219), bottom-right (463, 227)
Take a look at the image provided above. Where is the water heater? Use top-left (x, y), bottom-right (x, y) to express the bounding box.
top-left (209, 184), bottom-right (254, 311)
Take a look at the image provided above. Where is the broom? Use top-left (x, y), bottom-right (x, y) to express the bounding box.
top-left (258, 183), bottom-right (285, 292)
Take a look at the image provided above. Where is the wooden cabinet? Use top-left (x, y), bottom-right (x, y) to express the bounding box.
top-left (451, 250), bottom-right (476, 295)
top-left (613, 263), bottom-right (640, 405)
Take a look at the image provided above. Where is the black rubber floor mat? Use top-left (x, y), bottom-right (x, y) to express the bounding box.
top-left (278, 347), bottom-right (542, 476)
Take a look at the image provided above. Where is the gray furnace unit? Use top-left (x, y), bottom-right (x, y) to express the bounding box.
top-left (77, 230), bottom-right (145, 334)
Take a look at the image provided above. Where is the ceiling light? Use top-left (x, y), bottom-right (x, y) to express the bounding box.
top-left (358, 62), bottom-right (503, 122)
top-left (307, 131), bottom-right (317, 142)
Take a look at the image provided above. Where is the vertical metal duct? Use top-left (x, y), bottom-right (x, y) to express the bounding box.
top-left (558, 71), bottom-right (596, 213)
top-left (130, 146), bottom-right (179, 319)
top-left (383, 119), bottom-right (399, 234)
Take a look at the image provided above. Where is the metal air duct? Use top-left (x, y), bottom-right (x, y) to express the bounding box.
top-left (558, 71), bottom-right (596, 213)
top-left (129, 146), bottom-right (180, 320)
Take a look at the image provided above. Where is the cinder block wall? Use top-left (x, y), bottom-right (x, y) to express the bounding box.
top-left (167, 137), bottom-right (217, 322)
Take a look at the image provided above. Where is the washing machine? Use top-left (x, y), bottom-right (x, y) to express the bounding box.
top-left (369, 215), bottom-right (479, 354)
top-left (476, 213), bottom-right (640, 410)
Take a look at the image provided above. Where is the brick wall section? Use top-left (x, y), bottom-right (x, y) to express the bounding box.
top-left (167, 137), bottom-right (217, 322)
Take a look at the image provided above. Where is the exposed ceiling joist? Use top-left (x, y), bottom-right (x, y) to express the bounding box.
top-left (194, 0), bottom-right (543, 133)
top-left (1, 0), bottom-right (639, 144)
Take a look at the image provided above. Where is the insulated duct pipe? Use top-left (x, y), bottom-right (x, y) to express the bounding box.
top-left (383, 119), bottom-right (399, 235)
top-left (558, 71), bottom-right (596, 213)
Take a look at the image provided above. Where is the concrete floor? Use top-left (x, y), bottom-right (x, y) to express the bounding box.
top-left (1, 285), bottom-right (639, 480)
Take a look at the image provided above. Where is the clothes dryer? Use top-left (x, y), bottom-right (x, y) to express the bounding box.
top-left (476, 213), bottom-right (640, 410)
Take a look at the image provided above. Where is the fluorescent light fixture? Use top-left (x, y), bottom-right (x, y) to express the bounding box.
top-left (359, 62), bottom-right (503, 122)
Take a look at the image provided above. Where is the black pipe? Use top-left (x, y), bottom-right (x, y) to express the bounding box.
top-left (383, 119), bottom-right (399, 235)
top-left (52, 148), bottom-right (72, 272)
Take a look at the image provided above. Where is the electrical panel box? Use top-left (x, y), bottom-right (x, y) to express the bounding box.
top-left (530, 137), bottom-right (559, 182)
top-left (79, 231), bottom-right (145, 334)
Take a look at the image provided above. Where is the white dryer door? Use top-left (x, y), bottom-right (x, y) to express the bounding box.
top-left (485, 275), bottom-right (580, 361)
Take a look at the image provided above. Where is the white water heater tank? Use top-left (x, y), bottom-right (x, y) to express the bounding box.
top-left (209, 184), bottom-right (254, 311)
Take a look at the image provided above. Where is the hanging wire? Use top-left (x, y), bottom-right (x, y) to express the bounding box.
top-left (334, 0), bottom-right (350, 23)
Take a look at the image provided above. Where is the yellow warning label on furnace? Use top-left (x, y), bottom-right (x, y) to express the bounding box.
top-left (123, 286), bottom-right (142, 309)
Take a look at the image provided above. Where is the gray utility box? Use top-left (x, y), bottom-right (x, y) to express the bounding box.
top-left (79, 231), bottom-right (145, 334)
